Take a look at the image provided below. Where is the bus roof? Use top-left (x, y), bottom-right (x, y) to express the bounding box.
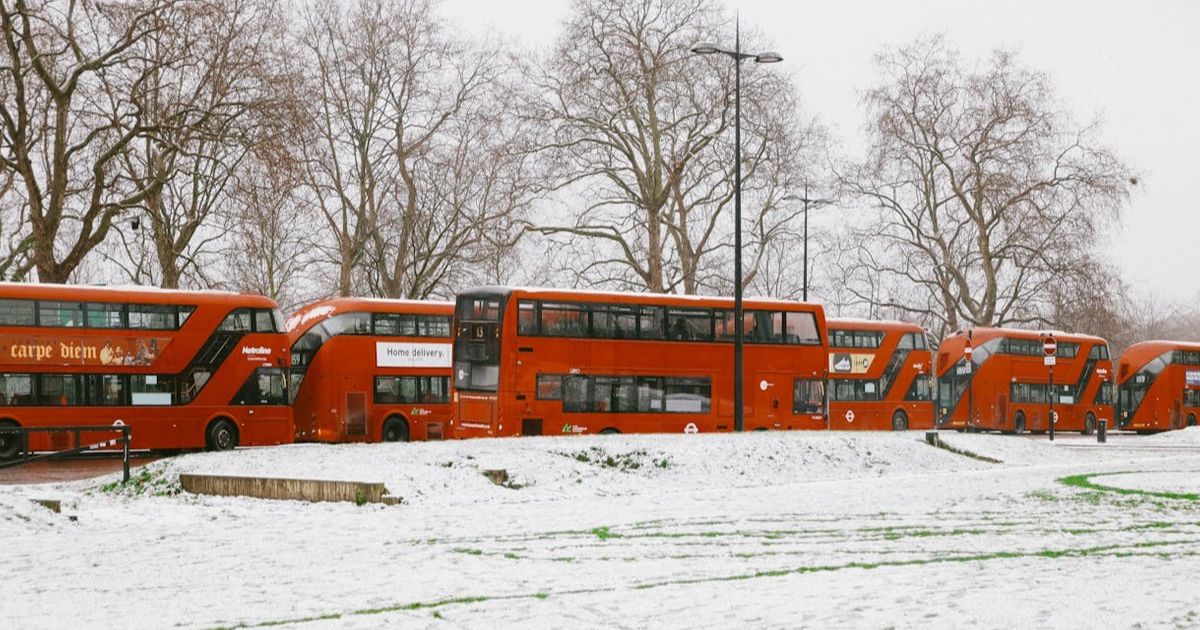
top-left (458, 285), bottom-right (823, 311)
top-left (285, 297), bottom-right (454, 334)
top-left (827, 317), bottom-right (925, 333)
top-left (1118, 340), bottom-right (1200, 363)
top-left (0, 282), bottom-right (277, 308)
top-left (944, 326), bottom-right (1109, 345)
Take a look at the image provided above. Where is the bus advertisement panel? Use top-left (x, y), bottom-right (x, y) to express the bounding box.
top-left (451, 287), bottom-right (829, 438)
top-left (0, 283), bottom-right (292, 458)
top-left (935, 327), bottom-right (1113, 434)
top-left (826, 319), bottom-right (934, 431)
top-left (287, 298), bottom-right (453, 443)
top-left (1116, 341), bottom-right (1200, 432)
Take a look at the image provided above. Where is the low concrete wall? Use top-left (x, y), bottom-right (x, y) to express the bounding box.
top-left (179, 473), bottom-right (391, 504)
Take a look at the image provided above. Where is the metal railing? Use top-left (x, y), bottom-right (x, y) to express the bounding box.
top-left (0, 425), bottom-right (131, 482)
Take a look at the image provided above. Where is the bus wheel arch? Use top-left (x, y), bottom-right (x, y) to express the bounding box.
top-left (0, 418), bottom-right (20, 460)
top-left (891, 410), bottom-right (908, 432)
top-left (1082, 412), bottom-right (1097, 435)
top-left (205, 417), bottom-right (239, 452)
top-left (382, 415), bottom-right (411, 443)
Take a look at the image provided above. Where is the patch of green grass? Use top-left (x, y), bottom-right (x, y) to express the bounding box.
top-left (1130, 521), bottom-right (1174, 531)
top-left (559, 447), bottom-right (667, 472)
top-left (1060, 472), bottom-right (1200, 502)
top-left (591, 526), bottom-right (621, 540)
top-left (99, 465), bottom-right (181, 497)
top-left (923, 435), bottom-right (1002, 463)
top-left (452, 547), bottom-right (484, 556)
top-left (1025, 490), bottom-right (1060, 502)
top-left (880, 528), bottom-right (988, 541)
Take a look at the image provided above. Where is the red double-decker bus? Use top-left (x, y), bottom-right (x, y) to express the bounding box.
top-left (826, 319), bottom-right (934, 431)
top-left (450, 287), bottom-right (829, 438)
top-left (287, 298), bottom-right (453, 443)
top-left (0, 283), bottom-right (292, 458)
top-left (935, 327), bottom-right (1113, 434)
top-left (1116, 341), bottom-right (1200, 432)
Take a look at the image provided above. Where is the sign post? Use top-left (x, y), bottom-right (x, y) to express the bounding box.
top-left (1044, 335), bottom-right (1057, 441)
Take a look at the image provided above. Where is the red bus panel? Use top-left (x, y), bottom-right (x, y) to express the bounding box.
top-left (0, 283), bottom-right (292, 456)
top-left (287, 298), bottom-right (453, 443)
top-left (935, 327), bottom-right (1113, 434)
top-left (1116, 341), bottom-right (1200, 432)
top-left (827, 318), bottom-right (935, 431)
top-left (451, 287), bottom-right (829, 438)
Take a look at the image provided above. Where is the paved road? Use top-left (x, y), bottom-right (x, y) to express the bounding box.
top-left (0, 454), bottom-right (161, 485)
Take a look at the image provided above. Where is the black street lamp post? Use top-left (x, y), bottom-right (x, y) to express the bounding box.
top-left (690, 19), bottom-right (781, 433)
top-left (782, 185), bottom-right (832, 302)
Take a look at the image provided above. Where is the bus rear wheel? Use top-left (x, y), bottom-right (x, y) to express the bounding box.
top-left (1011, 411), bottom-right (1026, 435)
top-left (598, 428), bottom-right (620, 435)
top-left (206, 419), bottom-right (239, 452)
top-left (1189, 414), bottom-right (1197, 428)
top-left (0, 420), bottom-right (20, 460)
top-left (382, 416), bottom-right (410, 443)
top-left (1082, 413), bottom-right (1097, 435)
top-left (891, 411), bottom-right (908, 432)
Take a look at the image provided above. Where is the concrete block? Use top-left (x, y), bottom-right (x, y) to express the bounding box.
top-left (178, 473), bottom-right (390, 505)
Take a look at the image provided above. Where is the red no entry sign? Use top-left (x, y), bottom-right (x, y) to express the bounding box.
top-left (1043, 336), bottom-right (1057, 356)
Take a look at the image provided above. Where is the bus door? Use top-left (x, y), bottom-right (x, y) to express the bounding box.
top-left (996, 394), bottom-right (1007, 429)
top-left (754, 372), bottom-right (785, 429)
top-left (344, 390), bottom-right (368, 437)
top-left (1173, 399), bottom-right (1182, 429)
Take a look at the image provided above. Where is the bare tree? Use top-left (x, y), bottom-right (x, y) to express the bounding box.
top-left (523, 0), bottom-right (823, 295)
top-left (1110, 292), bottom-right (1200, 356)
top-left (223, 144), bottom-right (313, 312)
top-left (839, 36), bottom-right (1135, 338)
top-left (0, 0), bottom-right (191, 283)
top-left (292, 0), bottom-right (533, 299)
top-left (113, 0), bottom-right (284, 288)
top-left (0, 161), bottom-right (33, 278)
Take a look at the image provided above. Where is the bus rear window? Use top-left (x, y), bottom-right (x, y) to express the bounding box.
top-left (459, 297), bottom-right (501, 321)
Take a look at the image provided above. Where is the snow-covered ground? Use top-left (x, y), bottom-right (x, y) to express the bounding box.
top-left (4, 430), bottom-right (1200, 629)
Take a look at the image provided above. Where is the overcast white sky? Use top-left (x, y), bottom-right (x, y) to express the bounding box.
top-left (441, 0), bottom-right (1200, 301)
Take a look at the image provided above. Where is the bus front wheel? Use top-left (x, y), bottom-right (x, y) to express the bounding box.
top-left (1189, 414), bottom-right (1197, 428)
top-left (891, 411), bottom-right (908, 432)
top-left (598, 428), bottom-right (620, 435)
top-left (382, 416), bottom-right (410, 443)
top-left (1082, 413), bottom-right (1097, 435)
top-left (1011, 411), bottom-right (1026, 435)
top-left (206, 419), bottom-right (239, 452)
top-left (0, 420), bottom-right (20, 460)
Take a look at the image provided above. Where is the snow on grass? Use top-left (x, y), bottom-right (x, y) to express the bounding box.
top-left (83, 431), bottom-right (1141, 508)
top-left (3, 430), bottom-right (1200, 629)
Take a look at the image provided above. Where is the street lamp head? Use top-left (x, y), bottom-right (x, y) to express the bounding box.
top-left (690, 42), bottom-right (722, 55)
top-left (754, 51), bottom-right (783, 64)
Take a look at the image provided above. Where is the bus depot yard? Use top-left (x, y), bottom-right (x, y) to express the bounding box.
top-left (5, 431), bottom-right (1200, 629)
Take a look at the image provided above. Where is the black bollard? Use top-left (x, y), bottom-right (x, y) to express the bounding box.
top-left (1098, 419), bottom-right (1107, 444)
